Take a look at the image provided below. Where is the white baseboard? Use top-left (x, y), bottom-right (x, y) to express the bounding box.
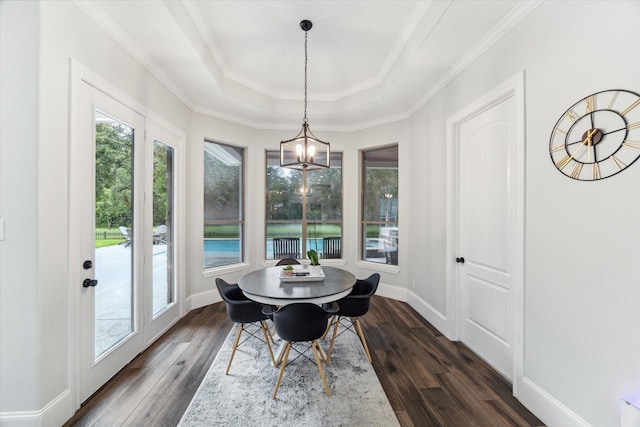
top-left (185, 288), bottom-right (220, 311)
top-left (376, 282), bottom-right (407, 302)
top-left (518, 376), bottom-right (591, 427)
top-left (0, 389), bottom-right (73, 427)
top-left (405, 289), bottom-right (448, 336)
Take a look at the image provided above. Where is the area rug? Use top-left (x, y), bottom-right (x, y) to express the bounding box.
top-left (178, 323), bottom-right (400, 426)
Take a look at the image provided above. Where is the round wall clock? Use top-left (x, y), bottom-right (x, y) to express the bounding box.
top-left (549, 89), bottom-right (640, 180)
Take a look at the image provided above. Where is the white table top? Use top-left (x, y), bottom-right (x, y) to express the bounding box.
top-left (238, 266), bottom-right (356, 305)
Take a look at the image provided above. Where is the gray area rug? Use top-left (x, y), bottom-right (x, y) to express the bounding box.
top-left (179, 322), bottom-right (400, 426)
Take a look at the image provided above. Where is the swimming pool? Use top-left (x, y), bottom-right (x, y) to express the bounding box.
top-left (203, 238), bottom-right (327, 267)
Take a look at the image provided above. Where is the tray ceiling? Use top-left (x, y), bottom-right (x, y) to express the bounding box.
top-left (77, 0), bottom-right (538, 131)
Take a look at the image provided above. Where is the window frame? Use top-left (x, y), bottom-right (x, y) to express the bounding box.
top-left (203, 139), bottom-right (245, 270)
top-left (360, 144), bottom-right (399, 267)
top-left (265, 150), bottom-right (343, 261)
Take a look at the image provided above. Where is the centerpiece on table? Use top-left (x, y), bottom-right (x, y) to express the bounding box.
top-left (307, 249), bottom-right (322, 276)
top-left (282, 264), bottom-right (295, 277)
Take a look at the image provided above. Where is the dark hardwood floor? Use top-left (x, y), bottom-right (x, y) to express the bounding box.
top-left (64, 296), bottom-right (544, 426)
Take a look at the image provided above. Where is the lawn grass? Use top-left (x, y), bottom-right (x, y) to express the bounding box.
top-left (95, 240), bottom-right (123, 248)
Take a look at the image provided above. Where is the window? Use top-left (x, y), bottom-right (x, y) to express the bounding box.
top-left (361, 145), bottom-right (398, 265)
top-left (203, 141), bottom-right (244, 268)
top-left (266, 151), bottom-right (342, 260)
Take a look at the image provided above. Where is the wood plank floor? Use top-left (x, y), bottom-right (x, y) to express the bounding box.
top-left (64, 296), bottom-right (544, 426)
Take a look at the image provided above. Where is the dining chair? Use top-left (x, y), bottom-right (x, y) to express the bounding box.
top-left (324, 273), bottom-right (380, 363)
top-left (322, 237), bottom-right (341, 259)
top-left (273, 237), bottom-right (300, 260)
top-left (263, 302), bottom-right (338, 398)
top-left (216, 278), bottom-right (277, 374)
top-left (275, 258), bottom-right (300, 266)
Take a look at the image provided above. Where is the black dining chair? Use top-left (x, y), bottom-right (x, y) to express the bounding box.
top-left (275, 258), bottom-right (300, 266)
top-left (324, 273), bottom-right (380, 363)
top-left (263, 302), bottom-right (338, 399)
top-left (216, 278), bottom-right (276, 374)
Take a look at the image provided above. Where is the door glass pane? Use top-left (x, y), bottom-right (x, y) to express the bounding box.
top-left (153, 140), bottom-right (174, 316)
top-left (94, 111), bottom-right (134, 358)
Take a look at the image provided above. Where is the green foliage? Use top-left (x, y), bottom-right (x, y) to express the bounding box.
top-left (283, 264), bottom-right (294, 271)
top-left (95, 122), bottom-right (133, 228)
top-left (307, 249), bottom-right (320, 266)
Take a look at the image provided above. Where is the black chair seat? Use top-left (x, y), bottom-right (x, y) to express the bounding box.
top-left (216, 278), bottom-right (276, 374)
top-left (325, 273), bottom-right (379, 363)
top-left (265, 302), bottom-right (338, 399)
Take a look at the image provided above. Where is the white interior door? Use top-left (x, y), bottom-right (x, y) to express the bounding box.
top-left (70, 79), bottom-right (183, 403)
top-left (456, 95), bottom-right (517, 381)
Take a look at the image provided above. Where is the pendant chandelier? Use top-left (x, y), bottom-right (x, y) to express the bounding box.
top-left (280, 20), bottom-right (330, 170)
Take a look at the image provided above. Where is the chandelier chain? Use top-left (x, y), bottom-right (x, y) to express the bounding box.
top-left (303, 30), bottom-right (308, 124)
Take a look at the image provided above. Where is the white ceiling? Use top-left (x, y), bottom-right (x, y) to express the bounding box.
top-left (78, 0), bottom-right (538, 131)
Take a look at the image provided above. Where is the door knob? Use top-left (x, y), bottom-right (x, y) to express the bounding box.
top-left (83, 278), bottom-right (98, 288)
top-left (455, 257), bottom-right (465, 264)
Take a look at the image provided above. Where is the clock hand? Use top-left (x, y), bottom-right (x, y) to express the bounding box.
top-left (601, 126), bottom-right (626, 136)
top-left (584, 128), bottom-right (597, 162)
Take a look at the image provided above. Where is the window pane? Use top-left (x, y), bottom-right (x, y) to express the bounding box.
top-left (362, 145), bottom-right (398, 265)
top-left (306, 154), bottom-right (342, 221)
top-left (266, 223), bottom-right (302, 259)
top-left (267, 153), bottom-right (303, 220)
top-left (266, 151), bottom-right (342, 260)
top-left (204, 141), bottom-right (244, 268)
top-left (152, 140), bottom-right (174, 316)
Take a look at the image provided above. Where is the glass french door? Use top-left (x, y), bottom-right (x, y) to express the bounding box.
top-left (72, 81), bottom-right (181, 403)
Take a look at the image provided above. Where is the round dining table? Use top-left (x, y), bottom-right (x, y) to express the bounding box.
top-left (238, 266), bottom-right (356, 306)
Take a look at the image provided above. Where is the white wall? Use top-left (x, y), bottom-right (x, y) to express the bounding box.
top-left (407, 1), bottom-right (640, 426)
top-left (0, 0), bottom-right (40, 414)
top-left (1, 1), bottom-right (191, 425)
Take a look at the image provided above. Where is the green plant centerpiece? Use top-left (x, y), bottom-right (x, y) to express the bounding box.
top-left (307, 249), bottom-right (322, 276)
top-left (282, 264), bottom-right (294, 276)
top-left (307, 249), bottom-right (320, 266)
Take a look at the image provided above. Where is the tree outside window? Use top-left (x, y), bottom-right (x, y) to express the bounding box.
top-left (266, 151), bottom-right (342, 260)
top-left (361, 145), bottom-right (398, 265)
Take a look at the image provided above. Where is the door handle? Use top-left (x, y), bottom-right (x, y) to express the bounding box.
top-left (455, 257), bottom-right (465, 264)
top-left (83, 278), bottom-right (98, 288)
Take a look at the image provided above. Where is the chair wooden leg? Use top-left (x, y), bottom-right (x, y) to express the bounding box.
top-left (322, 315), bottom-right (336, 339)
top-left (260, 321), bottom-right (277, 367)
top-left (312, 340), bottom-right (331, 396)
top-left (353, 317), bottom-right (372, 363)
top-left (273, 342), bottom-right (291, 399)
top-left (226, 324), bottom-right (244, 375)
top-left (325, 316), bottom-right (341, 363)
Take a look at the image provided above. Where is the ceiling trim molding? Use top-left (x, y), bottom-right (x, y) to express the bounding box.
top-left (408, 0), bottom-right (543, 118)
top-left (74, 0), bottom-right (196, 110)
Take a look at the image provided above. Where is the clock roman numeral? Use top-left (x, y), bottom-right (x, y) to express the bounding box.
top-left (555, 155), bottom-right (573, 170)
top-left (622, 140), bottom-right (640, 151)
top-left (610, 155), bottom-right (626, 170)
top-left (570, 162), bottom-right (583, 179)
top-left (607, 91), bottom-right (620, 110)
top-left (550, 144), bottom-right (565, 153)
top-left (626, 122), bottom-right (640, 130)
top-left (592, 163), bottom-right (600, 180)
top-left (565, 110), bottom-right (579, 123)
top-left (553, 128), bottom-right (567, 135)
top-left (585, 96), bottom-right (594, 113)
top-left (620, 99), bottom-right (640, 116)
